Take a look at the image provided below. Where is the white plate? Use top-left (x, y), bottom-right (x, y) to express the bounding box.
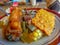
top-left (0, 10), bottom-right (60, 45)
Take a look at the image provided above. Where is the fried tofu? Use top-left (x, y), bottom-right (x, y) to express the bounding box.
top-left (32, 9), bottom-right (55, 35)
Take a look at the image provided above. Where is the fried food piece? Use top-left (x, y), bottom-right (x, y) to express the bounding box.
top-left (32, 9), bottom-right (55, 35)
top-left (4, 7), bottom-right (22, 41)
top-left (9, 7), bottom-right (22, 21)
top-left (9, 7), bottom-right (22, 31)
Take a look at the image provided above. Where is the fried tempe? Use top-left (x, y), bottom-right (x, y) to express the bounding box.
top-left (32, 9), bottom-right (55, 35)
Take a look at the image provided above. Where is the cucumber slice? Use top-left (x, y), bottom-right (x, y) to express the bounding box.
top-left (27, 24), bottom-right (36, 31)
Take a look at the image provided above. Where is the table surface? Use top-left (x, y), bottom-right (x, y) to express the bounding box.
top-left (49, 36), bottom-right (60, 45)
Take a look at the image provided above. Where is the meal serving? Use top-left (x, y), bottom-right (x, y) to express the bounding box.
top-left (0, 7), bottom-right (55, 43)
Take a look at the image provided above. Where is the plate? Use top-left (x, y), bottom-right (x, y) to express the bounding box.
top-left (0, 8), bottom-right (60, 45)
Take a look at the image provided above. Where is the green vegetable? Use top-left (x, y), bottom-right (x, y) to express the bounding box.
top-left (21, 21), bottom-right (26, 32)
top-left (0, 21), bottom-right (4, 28)
top-left (15, 37), bottom-right (20, 41)
top-left (7, 34), bottom-right (12, 41)
top-left (27, 24), bottom-right (36, 31)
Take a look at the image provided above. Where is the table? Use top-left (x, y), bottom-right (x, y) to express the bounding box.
top-left (49, 36), bottom-right (60, 45)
